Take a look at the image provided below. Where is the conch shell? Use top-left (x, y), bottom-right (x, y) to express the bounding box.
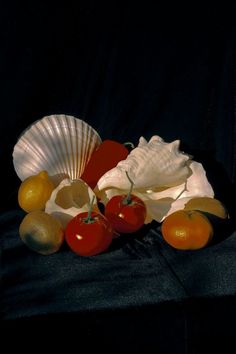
top-left (140, 161), bottom-right (214, 222)
top-left (97, 135), bottom-right (191, 191)
top-left (12, 114), bottom-right (102, 185)
top-left (45, 178), bottom-right (99, 229)
top-left (96, 135), bottom-right (214, 223)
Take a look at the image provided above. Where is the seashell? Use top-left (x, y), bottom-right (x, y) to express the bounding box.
top-left (141, 161), bottom-right (214, 202)
top-left (97, 161), bottom-right (214, 224)
top-left (12, 114), bottom-right (102, 184)
top-left (45, 178), bottom-right (99, 229)
top-left (97, 135), bottom-right (191, 191)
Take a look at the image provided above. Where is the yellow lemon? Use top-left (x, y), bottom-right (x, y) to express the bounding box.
top-left (184, 197), bottom-right (228, 219)
top-left (18, 171), bottom-right (55, 212)
top-left (19, 210), bottom-right (64, 255)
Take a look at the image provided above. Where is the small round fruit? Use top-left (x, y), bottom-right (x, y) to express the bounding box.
top-left (161, 210), bottom-right (213, 250)
top-left (184, 197), bottom-right (228, 219)
top-left (105, 194), bottom-right (147, 233)
top-left (18, 170), bottom-right (55, 213)
top-left (19, 211), bottom-right (64, 255)
top-left (65, 211), bottom-right (113, 256)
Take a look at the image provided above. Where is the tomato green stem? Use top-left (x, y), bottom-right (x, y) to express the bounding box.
top-left (84, 196), bottom-right (95, 223)
top-left (123, 171), bottom-right (134, 205)
top-left (123, 142), bottom-right (135, 149)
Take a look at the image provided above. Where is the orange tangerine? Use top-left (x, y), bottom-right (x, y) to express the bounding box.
top-left (161, 210), bottom-right (213, 250)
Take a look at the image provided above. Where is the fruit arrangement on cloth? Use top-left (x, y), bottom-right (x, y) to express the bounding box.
top-left (13, 115), bottom-right (228, 255)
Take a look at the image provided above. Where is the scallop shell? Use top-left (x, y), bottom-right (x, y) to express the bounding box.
top-left (13, 114), bottom-right (102, 184)
top-left (97, 135), bottom-right (191, 191)
top-left (45, 178), bottom-right (99, 229)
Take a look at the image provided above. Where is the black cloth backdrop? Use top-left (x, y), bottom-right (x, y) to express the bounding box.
top-left (1, 3), bottom-right (236, 353)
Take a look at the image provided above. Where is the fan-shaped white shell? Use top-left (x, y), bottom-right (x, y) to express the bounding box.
top-left (97, 135), bottom-right (191, 191)
top-left (12, 114), bottom-right (102, 183)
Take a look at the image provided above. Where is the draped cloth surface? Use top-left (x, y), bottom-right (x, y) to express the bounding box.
top-left (1, 210), bottom-right (236, 353)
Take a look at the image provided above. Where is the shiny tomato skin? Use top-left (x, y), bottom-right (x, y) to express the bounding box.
top-left (65, 212), bottom-right (113, 256)
top-left (105, 195), bottom-right (146, 233)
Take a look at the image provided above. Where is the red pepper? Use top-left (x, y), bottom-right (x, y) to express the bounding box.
top-left (81, 140), bottom-right (129, 190)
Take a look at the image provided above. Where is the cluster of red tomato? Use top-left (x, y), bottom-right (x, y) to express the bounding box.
top-left (65, 139), bottom-right (147, 256)
top-left (65, 193), bottom-right (147, 257)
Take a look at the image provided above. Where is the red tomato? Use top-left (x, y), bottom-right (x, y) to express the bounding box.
top-left (65, 212), bottom-right (113, 256)
top-left (105, 195), bottom-right (147, 233)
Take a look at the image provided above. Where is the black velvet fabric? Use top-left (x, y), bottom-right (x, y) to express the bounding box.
top-left (1, 3), bottom-right (236, 353)
top-left (1, 210), bottom-right (236, 353)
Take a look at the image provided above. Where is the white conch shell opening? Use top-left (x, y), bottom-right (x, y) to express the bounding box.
top-left (145, 160), bottom-right (214, 222)
top-left (45, 178), bottom-right (99, 229)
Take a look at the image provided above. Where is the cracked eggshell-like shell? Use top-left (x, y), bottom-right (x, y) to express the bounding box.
top-left (45, 178), bottom-right (99, 229)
